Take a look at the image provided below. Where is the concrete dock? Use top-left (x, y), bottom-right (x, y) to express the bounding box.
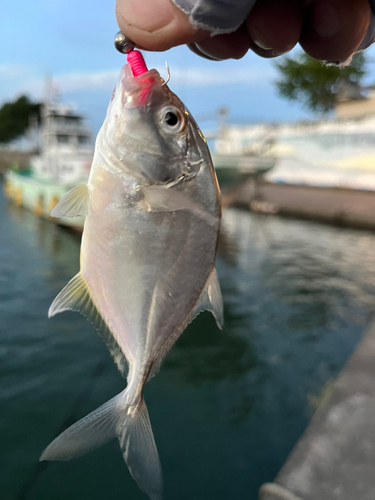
top-left (229, 180), bottom-right (375, 231)
top-left (224, 177), bottom-right (375, 499)
top-left (258, 320), bottom-right (375, 500)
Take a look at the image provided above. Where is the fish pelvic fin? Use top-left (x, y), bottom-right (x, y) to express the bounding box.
top-left (51, 184), bottom-right (89, 218)
top-left (48, 272), bottom-right (127, 376)
top-left (40, 392), bottom-right (163, 500)
top-left (191, 267), bottom-right (223, 329)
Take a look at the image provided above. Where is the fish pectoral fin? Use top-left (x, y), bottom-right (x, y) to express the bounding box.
top-left (51, 184), bottom-right (89, 218)
top-left (141, 185), bottom-right (219, 227)
top-left (191, 267), bottom-right (223, 329)
top-left (48, 272), bottom-right (128, 376)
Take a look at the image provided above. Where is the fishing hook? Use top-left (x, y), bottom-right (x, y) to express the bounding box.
top-left (161, 61), bottom-right (170, 86)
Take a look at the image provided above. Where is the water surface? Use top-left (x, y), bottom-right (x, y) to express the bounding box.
top-left (2, 187), bottom-right (375, 500)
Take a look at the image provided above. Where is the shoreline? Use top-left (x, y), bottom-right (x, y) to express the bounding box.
top-left (259, 319), bottom-right (375, 500)
top-left (227, 180), bottom-right (375, 231)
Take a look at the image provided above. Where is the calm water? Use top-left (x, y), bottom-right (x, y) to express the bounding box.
top-left (2, 184), bottom-right (375, 500)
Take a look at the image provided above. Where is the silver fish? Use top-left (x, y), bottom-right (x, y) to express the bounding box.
top-left (41, 64), bottom-right (223, 500)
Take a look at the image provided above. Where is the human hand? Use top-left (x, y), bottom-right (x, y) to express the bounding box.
top-left (116, 0), bottom-right (372, 64)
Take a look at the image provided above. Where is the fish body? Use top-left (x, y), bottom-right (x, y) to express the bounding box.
top-left (41, 64), bottom-right (223, 499)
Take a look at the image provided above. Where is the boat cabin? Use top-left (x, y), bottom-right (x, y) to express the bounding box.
top-left (31, 102), bottom-right (93, 185)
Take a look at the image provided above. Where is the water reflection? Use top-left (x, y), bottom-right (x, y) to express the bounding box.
top-left (164, 312), bottom-right (257, 384)
top-left (3, 194), bottom-right (375, 500)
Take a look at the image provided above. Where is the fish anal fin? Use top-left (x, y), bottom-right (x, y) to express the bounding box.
top-left (48, 272), bottom-right (127, 375)
top-left (191, 267), bottom-right (223, 329)
top-left (51, 184), bottom-right (89, 218)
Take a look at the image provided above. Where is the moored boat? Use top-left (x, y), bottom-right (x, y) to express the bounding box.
top-left (4, 98), bottom-right (93, 230)
top-left (212, 153), bottom-right (276, 192)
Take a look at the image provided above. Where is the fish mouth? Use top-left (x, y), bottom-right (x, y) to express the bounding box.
top-left (114, 66), bottom-right (161, 109)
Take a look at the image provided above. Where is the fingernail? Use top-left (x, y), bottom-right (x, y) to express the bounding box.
top-left (195, 42), bottom-right (225, 61)
top-left (187, 43), bottom-right (222, 61)
top-left (248, 39), bottom-right (283, 59)
top-left (253, 39), bottom-right (273, 50)
top-left (311, 3), bottom-right (340, 38)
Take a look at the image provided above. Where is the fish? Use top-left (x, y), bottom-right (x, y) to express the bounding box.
top-left (40, 61), bottom-right (223, 500)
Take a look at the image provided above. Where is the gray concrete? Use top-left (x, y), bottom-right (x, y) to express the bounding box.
top-left (230, 180), bottom-right (375, 230)
top-left (258, 321), bottom-right (375, 500)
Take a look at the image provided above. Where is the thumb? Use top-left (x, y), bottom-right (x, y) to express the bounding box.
top-left (116, 0), bottom-right (208, 51)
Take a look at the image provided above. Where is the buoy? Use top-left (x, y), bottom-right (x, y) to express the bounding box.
top-left (3, 181), bottom-right (13, 198)
top-left (15, 188), bottom-right (23, 207)
top-left (50, 196), bottom-right (59, 215)
top-left (35, 196), bottom-right (44, 217)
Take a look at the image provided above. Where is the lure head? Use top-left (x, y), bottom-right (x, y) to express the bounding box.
top-left (98, 64), bottom-right (210, 186)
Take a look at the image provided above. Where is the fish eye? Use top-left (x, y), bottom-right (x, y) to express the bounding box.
top-left (165, 111), bottom-right (178, 126)
top-left (159, 106), bottom-right (186, 134)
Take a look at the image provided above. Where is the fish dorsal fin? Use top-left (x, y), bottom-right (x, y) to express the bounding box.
top-left (191, 267), bottom-right (223, 329)
top-left (51, 184), bottom-right (89, 218)
top-left (147, 267), bottom-right (223, 382)
top-left (48, 272), bottom-right (128, 376)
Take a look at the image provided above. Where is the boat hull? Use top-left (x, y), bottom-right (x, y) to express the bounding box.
top-left (4, 171), bottom-right (84, 230)
top-left (212, 154), bottom-right (276, 192)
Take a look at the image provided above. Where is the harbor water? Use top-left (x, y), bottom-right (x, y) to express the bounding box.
top-left (2, 183), bottom-right (375, 500)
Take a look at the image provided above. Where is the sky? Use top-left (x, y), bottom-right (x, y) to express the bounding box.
top-left (2, 0), bottom-right (375, 135)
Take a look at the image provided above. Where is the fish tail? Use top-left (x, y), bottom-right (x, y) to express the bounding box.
top-left (40, 390), bottom-right (162, 500)
top-left (118, 396), bottom-right (163, 500)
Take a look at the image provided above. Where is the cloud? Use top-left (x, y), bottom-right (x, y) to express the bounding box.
top-left (0, 63), bottom-right (42, 101)
top-left (0, 62), bottom-right (275, 104)
top-left (0, 63), bottom-right (35, 80)
top-left (168, 66), bottom-right (275, 87)
top-left (58, 65), bottom-right (275, 91)
top-left (46, 65), bottom-right (275, 94)
top-left (56, 69), bottom-right (119, 92)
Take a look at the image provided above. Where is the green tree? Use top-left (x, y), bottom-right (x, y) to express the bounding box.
top-left (274, 52), bottom-right (366, 114)
top-left (0, 95), bottom-right (41, 143)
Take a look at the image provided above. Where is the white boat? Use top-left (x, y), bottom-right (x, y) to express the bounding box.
top-left (5, 98), bottom-right (93, 230)
top-left (211, 153), bottom-right (276, 192)
top-left (215, 92), bottom-right (375, 191)
top-left (206, 113), bottom-right (277, 192)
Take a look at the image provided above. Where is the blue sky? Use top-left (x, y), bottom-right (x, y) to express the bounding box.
top-left (2, 0), bottom-right (375, 134)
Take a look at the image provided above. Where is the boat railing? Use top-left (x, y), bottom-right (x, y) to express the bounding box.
top-left (44, 123), bottom-right (91, 134)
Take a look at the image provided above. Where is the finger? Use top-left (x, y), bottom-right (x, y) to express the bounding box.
top-left (300, 0), bottom-right (371, 63)
top-left (246, 0), bottom-right (303, 57)
top-left (187, 43), bottom-right (223, 61)
top-left (116, 0), bottom-right (208, 51)
top-left (193, 24), bottom-right (250, 61)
